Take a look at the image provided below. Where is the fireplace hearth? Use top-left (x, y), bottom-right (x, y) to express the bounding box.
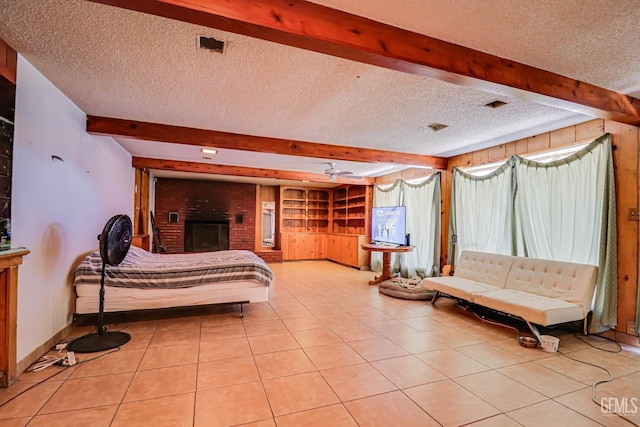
top-left (184, 220), bottom-right (229, 252)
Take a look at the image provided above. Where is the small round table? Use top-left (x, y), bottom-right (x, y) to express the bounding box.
top-left (361, 243), bottom-right (414, 285)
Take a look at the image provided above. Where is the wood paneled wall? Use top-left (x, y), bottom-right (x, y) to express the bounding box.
top-left (437, 119), bottom-right (639, 334)
top-left (255, 185), bottom-right (279, 250)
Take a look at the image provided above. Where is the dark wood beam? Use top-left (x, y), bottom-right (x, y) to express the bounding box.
top-left (0, 39), bottom-right (17, 84)
top-left (132, 157), bottom-right (374, 185)
top-left (89, 0), bottom-right (640, 126)
top-left (89, 116), bottom-right (446, 169)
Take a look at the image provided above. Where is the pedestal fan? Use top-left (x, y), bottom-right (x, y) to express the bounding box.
top-left (68, 214), bottom-right (132, 353)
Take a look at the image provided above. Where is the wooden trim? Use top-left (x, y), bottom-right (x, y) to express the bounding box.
top-left (89, 0), bottom-right (640, 126)
top-left (88, 116), bottom-right (446, 169)
top-left (132, 157), bottom-right (374, 185)
top-left (0, 39), bottom-right (17, 84)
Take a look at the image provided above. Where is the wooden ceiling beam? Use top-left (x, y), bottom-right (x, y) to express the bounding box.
top-left (89, 116), bottom-right (447, 169)
top-left (132, 157), bottom-right (374, 185)
top-left (90, 0), bottom-right (640, 126)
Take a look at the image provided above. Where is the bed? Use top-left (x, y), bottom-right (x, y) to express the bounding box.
top-left (73, 246), bottom-right (273, 317)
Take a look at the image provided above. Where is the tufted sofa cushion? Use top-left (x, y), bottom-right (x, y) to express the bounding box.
top-left (504, 257), bottom-right (597, 314)
top-left (454, 251), bottom-right (514, 288)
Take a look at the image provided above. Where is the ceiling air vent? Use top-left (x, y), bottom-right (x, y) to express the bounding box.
top-left (484, 100), bottom-right (508, 108)
top-left (428, 123), bottom-right (448, 132)
top-left (198, 36), bottom-right (225, 53)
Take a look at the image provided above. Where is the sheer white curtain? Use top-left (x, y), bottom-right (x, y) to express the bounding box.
top-left (451, 161), bottom-right (514, 263)
top-left (370, 181), bottom-right (402, 272)
top-left (514, 134), bottom-right (617, 332)
top-left (401, 174), bottom-right (441, 278)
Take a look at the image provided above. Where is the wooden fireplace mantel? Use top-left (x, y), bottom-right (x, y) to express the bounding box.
top-left (0, 247), bottom-right (29, 387)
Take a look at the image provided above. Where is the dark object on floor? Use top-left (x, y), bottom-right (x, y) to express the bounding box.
top-left (68, 215), bottom-right (132, 353)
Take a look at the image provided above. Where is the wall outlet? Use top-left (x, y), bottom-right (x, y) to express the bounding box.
top-left (627, 320), bottom-right (638, 336)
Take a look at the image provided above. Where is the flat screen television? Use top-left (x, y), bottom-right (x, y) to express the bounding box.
top-left (371, 206), bottom-right (407, 245)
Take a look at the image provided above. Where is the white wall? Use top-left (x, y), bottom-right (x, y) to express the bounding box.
top-left (12, 56), bottom-right (134, 361)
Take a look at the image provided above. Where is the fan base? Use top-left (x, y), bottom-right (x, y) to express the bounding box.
top-left (67, 331), bottom-right (131, 353)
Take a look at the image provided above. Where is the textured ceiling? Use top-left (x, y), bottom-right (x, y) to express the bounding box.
top-left (1, 0), bottom-right (638, 182)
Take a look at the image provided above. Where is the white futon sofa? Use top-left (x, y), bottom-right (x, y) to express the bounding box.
top-left (422, 250), bottom-right (598, 340)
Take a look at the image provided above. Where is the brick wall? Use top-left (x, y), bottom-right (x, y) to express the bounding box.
top-left (155, 178), bottom-right (256, 253)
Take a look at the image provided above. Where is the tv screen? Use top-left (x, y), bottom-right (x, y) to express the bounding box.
top-left (371, 206), bottom-right (407, 245)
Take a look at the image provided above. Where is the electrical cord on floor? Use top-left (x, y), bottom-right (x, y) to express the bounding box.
top-left (465, 306), bottom-right (632, 422)
top-left (0, 347), bottom-right (121, 410)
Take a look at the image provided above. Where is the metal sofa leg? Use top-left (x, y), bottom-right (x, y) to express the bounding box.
top-left (525, 320), bottom-right (542, 343)
top-left (431, 291), bottom-right (440, 305)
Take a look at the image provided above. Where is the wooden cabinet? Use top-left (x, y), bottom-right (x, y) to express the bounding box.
top-left (326, 234), bottom-right (369, 268)
top-left (280, 187), bottom-right (330, 233)
top-left (278, 185), bottom-right (371, 267)
top-left (281, 233), bottom-right (327, 260)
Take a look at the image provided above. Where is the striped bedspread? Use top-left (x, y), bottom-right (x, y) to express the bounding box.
top-left (74, 247), bottom-right (273, 289)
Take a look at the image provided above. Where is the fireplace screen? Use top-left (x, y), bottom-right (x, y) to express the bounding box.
top-left (184, 220), bottom-right (229, 252)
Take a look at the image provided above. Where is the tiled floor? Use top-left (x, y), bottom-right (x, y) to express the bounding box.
top-left (1, 260), bottom-right (639, 426)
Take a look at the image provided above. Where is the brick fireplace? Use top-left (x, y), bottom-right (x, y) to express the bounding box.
top-left (154, 178), bottom-right (256, 253)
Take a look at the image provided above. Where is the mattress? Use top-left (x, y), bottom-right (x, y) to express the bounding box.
top-left (73, 247), bottom-right (272, 314)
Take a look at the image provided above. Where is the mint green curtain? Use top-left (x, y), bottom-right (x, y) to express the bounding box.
top-left (372, 174), bottom-right (441, 278)
top-left (450, 160), bottom-right (514, 264)
top-left (514, 134), bottom-right (617, 333)
top-left (449, 134), bottom-right (617, 333)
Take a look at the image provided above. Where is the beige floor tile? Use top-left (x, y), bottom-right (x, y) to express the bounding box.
top-left (0, 418), bottom-right (30, 426)
top-left (197, 356), bottom-right (260, 390)
top-left (507, 399), bottom-right (603, 427)
top-left (237, 419), bottom-right (276, 427)
top-left (200, 313), bottom-right (243, 327)
top-left (424, 327), bottom-right (483, 347)
top-left (416, 348), bottom-right (490, 378)
top-left (321, 363), bottom-right (396, 401)
top-left (242, 308), bottom-right (280, 323)
top-left (599, 371), bottom-right (640, 402)
top-left (149, 327), bottom-right (200, 347)
top-left (347, 337), bottom-right (409, 361)
top-left (124, 364), bottom-right (196, 402)
top-left (139, 341), bottom-right (199, 370)
top-left (554, 387), bottom-right (636, 427)
top-left (200, 323), bottom-right (245, 342)
top-left (40, 373), bottom-right (133, 414)
top-left (498, 361), bottom-right (585, 398)
top-left (199, 337), bottom-right (252, 362)
top-left (195, 382), bottom-right (272, 427)
top-left (388, 332), bottom-right (449, 354)
top-left (464, 414), bottom-right (523, 426)
top-left (366, 319), bottom-right (418, 337)
top-left (0, 380), bottom-right (63, 419)
top-left (565, 348), bottom-right (640, 378)
top-left (349, 309), bottom-right (394, 324)
top-left (254, 349), bottom-right (316, 379)
top-left (275, 404), bottom-right (357, 427)
top-left (317, 312), bottom-right (361, 328)
top-left (372, 355), bottom-right (446, 388)
top-left (404, 379), bottom-right (500, 426)
top-left (281, 316), bottom-right (325, 332)
top-left (70, 349), bottom-right (144, 378)
top-left (248, 332), bottom-right (300, 354)
top-left (454, 370), bottom-right (546, 412)
top-left (537, 353), bottom-right (612, 384)
top-left (304, 343), bottom-right (366, 370)
top-left (263, 372), bottom-right (340, 416)
top-left (292, 328), bottom-right (343, 348)
top-left (400, 316), bottom-right (447, 332)
top-left (456, 343), bottom-right (528, 368)
top-left (155, 315), bottom-right (202, 331)
top-left (27, 405), bottom-right (117, 427)
top-left (331, 324), bottom-right (383, 342)
top-left (113, 392), bottom-right (194, 427)
top-left (119, 328), bottom-right (154, 350)
top-left (491, 337), bottom-right (558, 361)
top-left (244, 319), bottom-right (288, 337)
top-left (344, 390), bottom-right (439, 427)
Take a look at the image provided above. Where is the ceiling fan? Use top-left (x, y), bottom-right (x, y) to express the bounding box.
top-left (324, 162), bottom-right (363, 182)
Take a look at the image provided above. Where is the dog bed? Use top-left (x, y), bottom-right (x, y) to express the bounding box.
top-left (378, 278), bottom-right (435, 300)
